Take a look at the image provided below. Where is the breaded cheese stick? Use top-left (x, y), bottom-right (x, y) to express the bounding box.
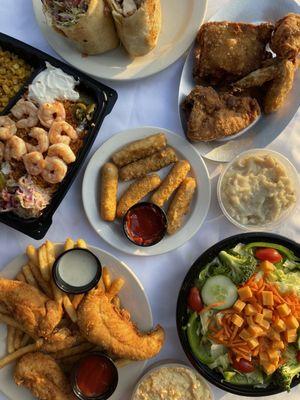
top-left (117, 174), bottom-right (161, 218)
top-left (167, 177), bottom-right (197, 235)
top-left (112, 133), bottom-right (167, 167)
top-left (100, 162), bottom-right (118, 221)
top-left (119, 147), bottom-right (178, 182)
top-left (151, 160), bottom-right (191, 207)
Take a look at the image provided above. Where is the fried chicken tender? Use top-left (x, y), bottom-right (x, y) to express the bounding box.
top-left (77, 284), bottom-right (165, 360)
top-left (194, 21), bottom-right (273, 84)
top-left (117, 173), bottom-right (161, 218)
top-left (270, 13), bottom-right (300, 59)
top-left (0, 279), bottom-right (62, 338)
top-left (182, 86), bottom-right (261, 142)
top-left (100, 162), bottom-right (118, 222)
top-left (14, 352), bottom-right (73, 400)
top-left (119, 147), bottom-right (178, 181)
top-left (112, 133), bottom-right (167, 167)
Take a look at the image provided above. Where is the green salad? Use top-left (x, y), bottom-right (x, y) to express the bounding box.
top-left (185, 242), bottom-right (300, 391)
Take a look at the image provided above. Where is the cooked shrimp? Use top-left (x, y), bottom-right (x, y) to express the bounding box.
top-left (4, 136), bottom-right (27, 161)
top-left (49, 121), bottom-right (78, 145)
top-left (47, 143), bottom-right (76, 164)
top-left (11, 99), bottom-right (38, 129)
top-left (0, 116), bottom-right (17, 141)
top-left (23, 152), bottom-right (44, 176)
top-left (0, 142), bottom-right (4, 163)
top-left (41, 156), bottom-right (67, 184)
top-left (26, 127), bottom-right (49, 153)
top-left (38, 102), bottom-right (66, 128)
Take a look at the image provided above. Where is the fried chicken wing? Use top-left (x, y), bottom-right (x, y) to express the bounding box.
top-left (0, 279), bottom-right (62, 338)
top-left (14, 352), bottom-right (73, 400)
top-left (77, 285), bottom-right (165, 360)
top-left (194, 21), bottom-right (273, 84)
top-left (182, 86), bottom-right (261, 141)
top-left (270, 13), bottom-right (300, 59)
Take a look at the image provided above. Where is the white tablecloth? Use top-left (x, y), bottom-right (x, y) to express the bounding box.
top-left (0, 1), bottom-right (299, 399)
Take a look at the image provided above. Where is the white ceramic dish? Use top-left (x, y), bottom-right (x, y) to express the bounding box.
top-left (32, 0), bottom-right (207, 81)
top-left (0, 244), bottom-right (153, 400)
top-left (82, 127), bottom-right (211, 256)
top-left (217, 149), bottom-right (300, 231)
top-left (131, 361), bottom-right (214, 400)
top-left (178, 0), bottom-right (300, 162)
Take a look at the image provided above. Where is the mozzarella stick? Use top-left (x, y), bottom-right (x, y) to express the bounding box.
top-left (119, 147), bottom-right (178, 182)
top-left (151, 160), bottom-right (191, 207)
top-left (112, 133), bottom-right (167, 167)
top-left (100, 162), bottom-right (118, 221)
top-left (117, 174), bottom-right (161, 218)
top-left (167, 177), bottom-right (197, 235)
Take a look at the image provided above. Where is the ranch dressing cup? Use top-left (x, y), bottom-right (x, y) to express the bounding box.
top-left (52, 248), bottom-right (102, 294)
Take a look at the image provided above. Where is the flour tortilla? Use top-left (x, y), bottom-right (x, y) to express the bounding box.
top-left (108, 0), bottom-right (162, 57)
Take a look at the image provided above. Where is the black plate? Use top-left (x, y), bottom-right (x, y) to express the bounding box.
top-left (176, 232), bottom-right (300, 397)
top-left (0, 33), bottom-right (117, 239)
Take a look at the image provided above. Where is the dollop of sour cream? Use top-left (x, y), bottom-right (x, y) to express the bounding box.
top-left (28, 62), bottom-right (79, 105)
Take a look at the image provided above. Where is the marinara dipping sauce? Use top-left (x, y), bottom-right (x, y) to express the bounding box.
top-left (71, 353), bottom-right (118, 400)
top-left (123, 202), bottom-right (167, 247)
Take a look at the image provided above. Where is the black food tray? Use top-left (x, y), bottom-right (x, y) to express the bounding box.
top-left (0, 32), bottom-right (117, 239)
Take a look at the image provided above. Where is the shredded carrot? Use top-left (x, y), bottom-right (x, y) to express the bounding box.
top-left (200, 301), bottom-right (225, 314)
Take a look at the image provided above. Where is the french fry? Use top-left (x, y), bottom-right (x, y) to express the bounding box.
top-left (22, 265), bottom-right (38, 288)
top-left (51, 281), bottom-right (63, 305)
top-left (7, 326), bottom-right (15, 354)
top-left (0, 313), bottom-right (25, 331)
top-left (29, 263), bottom-right (52, 298)
top-left (102, 267), bottom-right (111, 291)
top-left (63, 296), bottom-right (77, 323)
top-left (26, 245), bottom-right (39, 266)
top-left (14, 330), bottom-right (23, 350)
top-left (0, 340), bottom-right (43, 369)
top-left (77, 239), bottom-right (88, 249)
top-left (107, 278), bottom-right (125, 300)
top-left (46, 240), bottom-right (56, 268)
top-left (72, 294), bottom-right (84, 310)
top-left (54, 342), bottom-right (94, 360)
top-left (38, 244), bottom-right (50, 282)
top-left (15, 272), bottom-right (26, 282)
top-left (20, 334), bottom-right (31, 347)
top-left (64, 238), bottom-right (75, 251)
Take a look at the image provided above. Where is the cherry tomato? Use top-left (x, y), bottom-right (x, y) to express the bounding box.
top-left (187, 287), bottom-right (203, 312)
top-left (255, 248), bottom-right (283, 263)
top-left (297, 351), bottom-right (300, 363)
top-left (232, 358), bottom-right (255, 373)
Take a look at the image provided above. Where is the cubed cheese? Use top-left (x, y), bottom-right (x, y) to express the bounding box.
top-left (244, 304), bottom-right (256, 316)
top-left (255, 314), bottom-right (264, 325)
top-left (263, 363), bottom-right (276, 375)
top-left (273, 318), bottom-right (286, 333)
top-left (285, 315), bottom-right (299, 330)
top-left (268, 328), bottom-right (281, 341)
top-left (233, 299), bottom-right (246, 313)
top-left (239, 329), bottom-right (251, 341)
top-left (268, 349), bottom-right (279, 362)
top-left (272, 340), bottom-right (285, 350)
top-left (248, 325), bottom-right (264, 337)
top-left (260, 260), bottom-right (275, 273)
top-left (262, 308), bottom-right (273, 321)
top-left (277, 304), bottom-right (291, 318)
top-left (284, 329), bottom-right (298, 343)
top-left (246, 316), bottom-right (255, 327)
top-left (247, 338), bottom-right (259, 350)
top-left (253, 303), bottom-right (263, 313)
top-left (232, 314), bottom-right (244, 327)
top-left (238, 286), bottom-right (253, 300)
top-left (262, 291), bottom-right (274, 307)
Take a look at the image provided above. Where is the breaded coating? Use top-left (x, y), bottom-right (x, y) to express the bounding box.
top-left (119, 147), bottom-right (178, 181)
top-left (14, 352), bottom-right (73, 400)
top-left (112, 133), bottom-right (167, 167)
top-left (270, 13), bottom-right (300, 59)
top-left (151, 160), bottom-right (191, 207)
top-left (194, 21), bottom-right (273, 84)
top-left (167, 177), bottom-right (196, 235)
top-left (264, 59), bottom-right (297, 113)
top-left (117, 174), bottom-right (161, 218)
top-left (182, 86), bottom-right (260, 142)
top-left (100, 162), bottom-right (118, 221)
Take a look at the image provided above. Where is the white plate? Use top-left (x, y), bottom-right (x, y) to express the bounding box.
top-left (0, 244), bottom-right (153, 400)
top-left (178, 0), bottom-right (300, 162)
top-left (82, 127), bottom-right (211, 256)
top-left (32, 0), bottom-right (207, 81)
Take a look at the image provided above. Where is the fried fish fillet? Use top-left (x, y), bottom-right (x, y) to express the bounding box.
top-left (14, 352), bottom-right (73, 400)
top-left (270, 13), bottom-right (300, 59)
top-left (40, 326), bottom-right (84, 353)
top-left (194, 21), bottom-right (273, 84)
top-left (0, 279), bottom-right (62, 338)
top-left (182, 86), bottom-right (261, 142)
top-left (77, 284), bottom-right (165, 360)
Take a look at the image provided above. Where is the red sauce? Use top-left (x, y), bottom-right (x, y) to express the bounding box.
top-left (124, 203), bottom-right (166, 246)
top-left (75, 355), bottom-right (116, 397)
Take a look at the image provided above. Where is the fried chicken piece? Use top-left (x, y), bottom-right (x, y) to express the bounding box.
top-left (182, 86), bottom-right (261, 142)
top-left (194, 21), bottom-right (273, 84)
top-left (270, 13), bottom-right (300, 59)
top-left (77, 284), bottom-right (165, 360)
top-left (40, 326), bottom-right (84, 353)
top-left (0, 278), bottom-right (62, 338)
top-left (14, 352), bottom-right (73, 400)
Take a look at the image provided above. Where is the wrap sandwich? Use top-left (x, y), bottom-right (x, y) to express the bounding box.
top-left (42, 0), bottom-right (119, 55)
top-left (108, 0), bottom-right (162, 57)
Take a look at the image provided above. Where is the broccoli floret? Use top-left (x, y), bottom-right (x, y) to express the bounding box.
top-left (276, 346), bottom-right (300, 391)
top-left (218, 249), bottom-right (256, 285)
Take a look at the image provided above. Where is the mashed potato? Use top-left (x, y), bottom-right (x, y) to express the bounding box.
top-left (220, 153), bottom-right (297, 226)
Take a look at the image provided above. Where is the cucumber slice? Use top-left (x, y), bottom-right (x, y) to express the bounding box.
top-left (201, 275), bottom-right (237, 310)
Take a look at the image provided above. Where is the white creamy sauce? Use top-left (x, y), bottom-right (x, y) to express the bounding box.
top-left (28, 62), bottom-right (79, 105)
top-left (58, 250), bottom-right (98, 287)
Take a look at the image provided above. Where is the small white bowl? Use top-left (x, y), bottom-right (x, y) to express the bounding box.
top-left (217, 149), bottom-right (300, 231)
top-left (131, 361), bottom-right (214, 400)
